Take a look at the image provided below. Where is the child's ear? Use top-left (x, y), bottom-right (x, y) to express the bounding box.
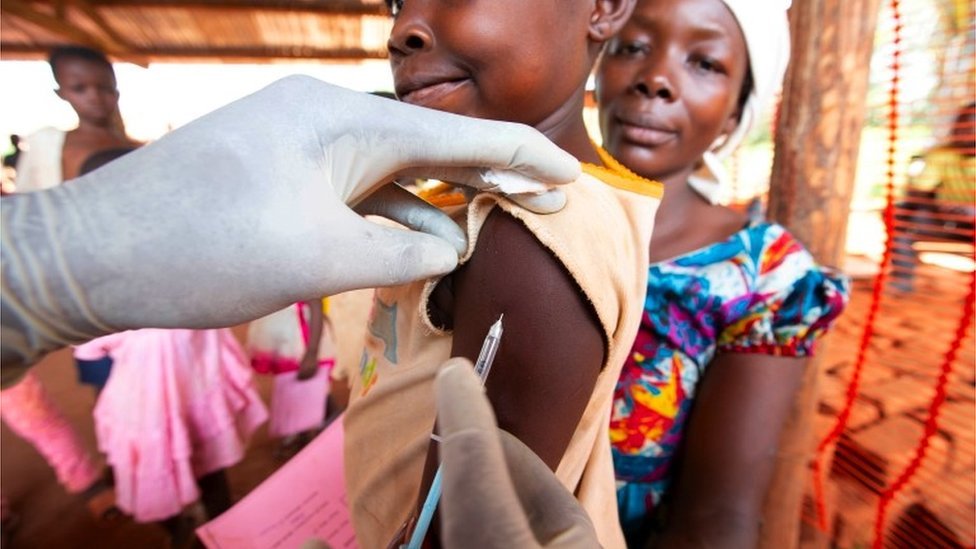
top-left (588, 0), bottom-right (637, 42)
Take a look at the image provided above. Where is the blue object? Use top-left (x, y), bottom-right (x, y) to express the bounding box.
top-left (76, 357), bottom-right (113, 390)
top-left (406, 465), bottom-right (443, 549)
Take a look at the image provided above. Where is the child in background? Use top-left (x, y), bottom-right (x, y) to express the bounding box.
top-left (343, 0), bottom-right (660, 547)
top-left (73, 148), bottom-right (268, 547)
top-left (78, 329), bottom-right (267, 545)
top-left (0, 45), bottom-right (138, 522)
top-left (14, 46), bottom-right (135, 395)
top-left (247, 299), bottom-right (336, 457)
top-left (15, 45), bottom-right (139, 192)
top-left (595, 0), bottom-right (848, 545)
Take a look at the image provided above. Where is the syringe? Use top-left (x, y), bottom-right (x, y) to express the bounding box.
top-left (473, 314), bottom-right (503, 383)
top-left (406, 314), bottom-right (504, 549)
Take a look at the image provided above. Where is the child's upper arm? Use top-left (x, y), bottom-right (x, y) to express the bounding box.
top-left (448, 208), bottom-right (604, 469)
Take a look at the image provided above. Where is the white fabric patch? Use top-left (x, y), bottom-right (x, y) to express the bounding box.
top-left (481, 169), bottom-right (552, 195)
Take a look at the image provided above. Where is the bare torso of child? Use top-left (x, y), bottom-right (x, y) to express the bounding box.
top-left (61, 127), bottom-right (139, 181)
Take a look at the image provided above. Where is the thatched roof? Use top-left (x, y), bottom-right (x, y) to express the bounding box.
top-left (0, 1), bottom-right (395, 64)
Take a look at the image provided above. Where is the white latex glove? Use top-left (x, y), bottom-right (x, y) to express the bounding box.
top-left (0, 76), bottom-right (579, 382)
top-left (435, 358), bottom-right (599, 548)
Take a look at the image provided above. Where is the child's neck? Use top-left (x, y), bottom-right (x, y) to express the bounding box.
top-left (535, 88), bottom-right (602, 165)
top-left (559, 128), bottom-right (602, 165)
top-left (74, 116), bottom-right (122, 136)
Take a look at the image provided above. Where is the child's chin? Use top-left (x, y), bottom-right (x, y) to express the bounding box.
top-left (404, 89), bottom-right (473, 116)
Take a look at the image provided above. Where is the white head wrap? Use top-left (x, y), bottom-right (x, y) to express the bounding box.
top-left (688, 0), bottom-right (793, 204)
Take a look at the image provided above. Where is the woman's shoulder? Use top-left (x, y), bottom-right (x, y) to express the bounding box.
top-left (743, 221), bottom-right (850, 304)
top-left (742, 220), bottom-right (812, 263)
top-left (716, 221), bottom-right (850, 354)
top-left (673, 219), bottom-right (841, 288)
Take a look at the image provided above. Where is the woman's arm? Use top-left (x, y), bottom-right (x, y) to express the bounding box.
top-left (657, 353), bottom-right (806, 548)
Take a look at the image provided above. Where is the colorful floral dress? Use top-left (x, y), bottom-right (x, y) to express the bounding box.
top-left (610, 221), bottom-right (849, 539)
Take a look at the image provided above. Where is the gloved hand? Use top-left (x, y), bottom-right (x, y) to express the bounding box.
top-left (435, 358), bottom-right (599, 548)
top-left (0, 76), bottom-right (580, 381)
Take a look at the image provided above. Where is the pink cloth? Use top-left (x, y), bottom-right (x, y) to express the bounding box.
top-left (73, 337), bottom-right (115, 360)
top-left (248, 303), bottom-right (337, 438)
top-left (92, 329), bottom-right (267, 522)
top-left (247, 304), bottom-right (336, 375)
top-left (267, 364), bottom-right (333, 438)
top-left (0, 370), bottom-right (101, 493)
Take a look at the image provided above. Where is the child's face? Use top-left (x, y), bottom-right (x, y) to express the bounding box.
top-left (595, 0), bottom-right (747, 183)
top-left (387, 0), bottom-right (596, 129)
top-left (54, 59), bottom-right (119, 124)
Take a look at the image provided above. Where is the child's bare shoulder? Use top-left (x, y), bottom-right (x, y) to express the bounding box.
top-left (459, 208), bottom-right (590, 314)
top-left (448, 207), bottom-right (603, 361)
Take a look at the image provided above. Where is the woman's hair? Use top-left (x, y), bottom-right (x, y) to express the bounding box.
top-left (736, 69), bottom-right (754, 120)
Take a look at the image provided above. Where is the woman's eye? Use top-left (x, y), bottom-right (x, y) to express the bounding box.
top-left (693, 57), bottom-right (723, 73)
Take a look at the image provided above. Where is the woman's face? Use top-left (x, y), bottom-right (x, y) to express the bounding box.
top-left (595, 0), bottom-right (748, 184)
top-left (386, 0), bottom-right (594, 130)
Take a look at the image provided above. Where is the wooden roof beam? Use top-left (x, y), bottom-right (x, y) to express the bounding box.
top-left (128, 45), bottom-right (390, 61)
top-left (2, 0), bottom-right (102, 48)
top-left (53, 0), bottom-right (389, 16)
top-left (0, 42), bottom-right (389, 62)
top-left (1, 0), bottom-right (128, 56)
top-left (66, 0), bottom-right (133, 53)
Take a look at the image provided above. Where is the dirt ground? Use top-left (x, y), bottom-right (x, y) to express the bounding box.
top-left (807, 258), bottom-right (975, 548)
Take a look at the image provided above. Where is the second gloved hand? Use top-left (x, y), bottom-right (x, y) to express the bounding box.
top-left (435, 358), bottom-right (598, 548)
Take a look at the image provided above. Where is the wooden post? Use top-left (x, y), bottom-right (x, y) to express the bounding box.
top-left (759, 0), bottom-right (883, 547)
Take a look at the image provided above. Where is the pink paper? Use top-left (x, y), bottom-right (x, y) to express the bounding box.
top-left (197, 417), bottom-right (357, 549)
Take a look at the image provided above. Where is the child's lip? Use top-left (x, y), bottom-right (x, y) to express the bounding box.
top-left (396, 74), bottom-right (469, 106)
top-left (393, 64), bottom-right (467, 103)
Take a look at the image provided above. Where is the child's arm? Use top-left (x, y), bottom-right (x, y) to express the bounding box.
top-left (411, 209), bottom-right (604, 546)
top-left (297, 300), bottom-right (324, 381)
top-left (657, 354), bottom-right (805, 548)
top-left (448, 210), bottom-right (605, 467)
